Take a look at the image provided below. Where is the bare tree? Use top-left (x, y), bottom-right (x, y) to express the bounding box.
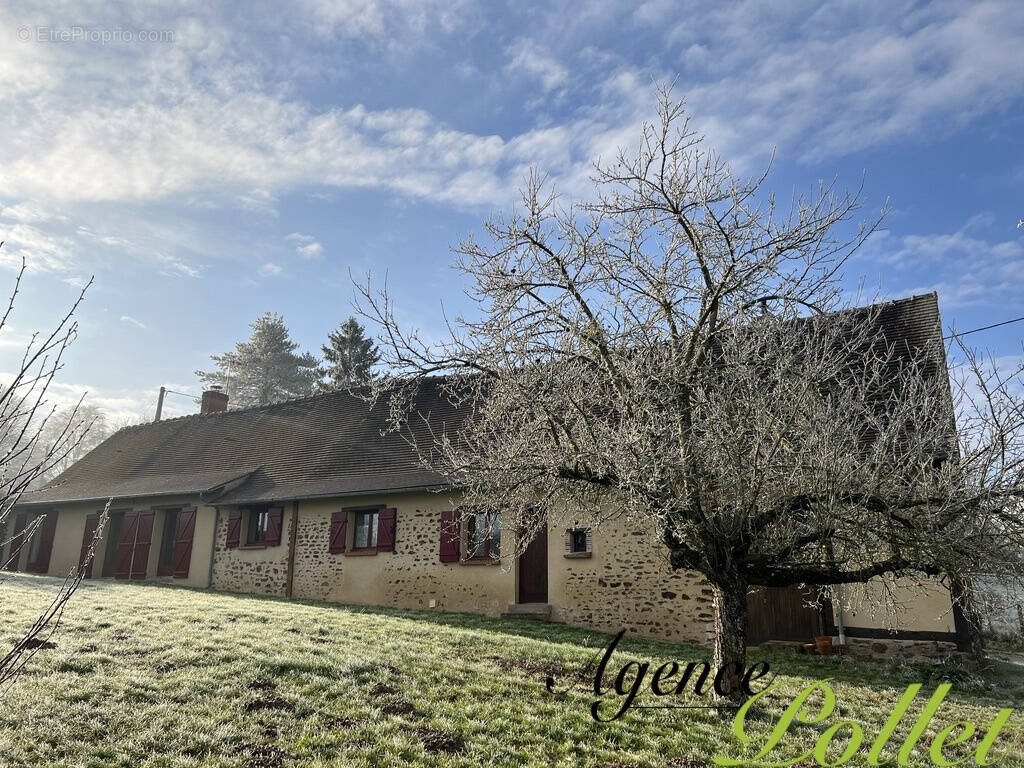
top-left (33, 404), bottom-right (111, 486)
top-left (0, 248), bottom-right (107, 687)
top-left (357, 88), bottom-right (1024, 701)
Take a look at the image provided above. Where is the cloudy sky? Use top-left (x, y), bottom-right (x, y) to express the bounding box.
top-left (1, 0), bottom-right (1022, 421)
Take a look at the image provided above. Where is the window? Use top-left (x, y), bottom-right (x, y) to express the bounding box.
top-left (570, 529), bottom-right (588, 553)
top-left (228, 507), bottom-right (281, 549)
top-left (466, 511), bottom-right (500, 559)
top-left (565, 527), bottom-right (592, 557)
top-left (246, 507), bottom-right (270, 545)
top-left (353, 509), bottom-right (379, 550)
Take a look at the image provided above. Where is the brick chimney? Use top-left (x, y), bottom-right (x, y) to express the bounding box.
top-left (200, 386), bottom-right (229, 415)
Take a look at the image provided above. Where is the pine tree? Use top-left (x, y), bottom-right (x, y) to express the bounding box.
top-left (196, 313), bottom-right (320, 408)
top-left (319, 317), bottom-right (380, 391)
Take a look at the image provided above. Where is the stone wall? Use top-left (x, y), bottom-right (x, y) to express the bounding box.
top-left (210, 508), bottom-right (291, 596)
top-left (290, 495), bottom-right (515, 616)
top-left (548, 517), bottom-right (712, 645)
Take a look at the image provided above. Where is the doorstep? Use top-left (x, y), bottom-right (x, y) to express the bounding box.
top-left (502, 603), bottom-right (552, 621)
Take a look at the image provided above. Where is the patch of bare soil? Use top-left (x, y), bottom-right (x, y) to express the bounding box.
top-left (369, 682), bottom-right (399, 696)
top-left (665, 759), bottom-right (713, 768)
top-left (247, 678), bottom-right (276, 692)
top-left (245, 695), bottom-right (295, 713)
top-left (379, 699), bottom-right (415, 715)
top-left (324, 715), bottom-right (364, 728)
top-left (24, 638), bottom-right (57, 650)
top-left (416, 725), bottom-right (465, 754)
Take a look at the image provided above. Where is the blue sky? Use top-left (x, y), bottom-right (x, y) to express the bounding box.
top-left (0, 0), bottom-right (1022, 421)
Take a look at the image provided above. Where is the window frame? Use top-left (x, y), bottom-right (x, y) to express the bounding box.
top-left (350, 508), bottom-right (380, 552)
top-left (243, 506), bottom-right (271, 547)
top-left (565, 527), bottom-right (593, 558)
top-left (464, 509), bottom-right (501, 561)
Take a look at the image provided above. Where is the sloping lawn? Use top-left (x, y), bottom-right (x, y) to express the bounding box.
top-left (0, 575), bottom-right (1022, 767)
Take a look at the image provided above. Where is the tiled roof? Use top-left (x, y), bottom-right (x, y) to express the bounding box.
top-left (18, 293), bottom-right (943, 507)
top-left (19, 377), bottom-right (466, 506)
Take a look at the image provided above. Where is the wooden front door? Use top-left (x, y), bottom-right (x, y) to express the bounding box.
top-left (746, 585), bottom-right (824, 645)
top-left (517, 525), bottom-right (548, 603)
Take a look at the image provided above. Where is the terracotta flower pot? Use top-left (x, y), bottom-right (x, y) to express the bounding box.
top-left (815, 635), bottom-right (833, 655)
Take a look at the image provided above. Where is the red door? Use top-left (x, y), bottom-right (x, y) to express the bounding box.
top-left (517, 525), bottom-right (548, 604)
top-left (171, 508), bottom-right (197, 578)
top-left (131, 511), bottom-right (155, 579)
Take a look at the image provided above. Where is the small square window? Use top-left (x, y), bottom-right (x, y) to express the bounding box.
top-left (570, 529), bottom-right (589, 554)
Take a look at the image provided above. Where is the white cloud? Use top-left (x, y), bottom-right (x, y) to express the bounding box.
top-left (119, 315), bottom-right (146, 329)
top-left (865, 220), bottom-right (1024, 310)
top-left (0, 222), bottom-right (75, 272)
top-left (287, 232), bottom-right (325, 258)
top-left (0, 202), bottom-right (62, 224)
top-left (505, 38), bottom-right (570, 94)
top-left (257, 262), bottom-right (283, 277)
top-left (670, 0), bottom-right (1024, 163)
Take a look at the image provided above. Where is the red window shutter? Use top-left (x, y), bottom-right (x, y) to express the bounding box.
top-left (226, 509), bottom-right (241, 548)
top-left (266, 507), bottom-right (283, 546)
top-left (439, 510), bottom-right (460, 563)
top-left (5, 512), bottom-right (28, 572)
top-left (172, 507), bottom-right (197, 578)
top-left (377, 508), bottom-right (396, 552)
top-left (30, 511), bottom-right (59, 573)
top-left (131, 511), bottom-right (155, 579)
top-left (329, 511), bottom-right (347, 553)
top-left (79, 513), bottom-right (101, 578)
top-left (115, 512), bottom-right (139, 579)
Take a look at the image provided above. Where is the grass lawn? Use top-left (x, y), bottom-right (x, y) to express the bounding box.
top-left (1, 575), bottom-right (1023, 767)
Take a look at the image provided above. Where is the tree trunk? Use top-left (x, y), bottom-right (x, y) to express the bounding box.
top-left (712, 575), bottom-right (749, 706)
top-left (950, 577), bottom-right (985, 665)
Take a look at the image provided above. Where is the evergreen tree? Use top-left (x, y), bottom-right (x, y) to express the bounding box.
top-left (319, 316), bottom-right (380, 390)
top-left (196, 313), bottom-right (320, 408)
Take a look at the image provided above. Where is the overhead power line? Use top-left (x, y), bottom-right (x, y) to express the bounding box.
top-left (944, 315), bottom-right (1024, 340)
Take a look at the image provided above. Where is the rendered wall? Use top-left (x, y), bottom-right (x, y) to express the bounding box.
top-left (9, 497), bottom-right (216, 588)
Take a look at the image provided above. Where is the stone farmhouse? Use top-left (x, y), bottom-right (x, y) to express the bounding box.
top-left (2, 293), bottom-right (970, 655)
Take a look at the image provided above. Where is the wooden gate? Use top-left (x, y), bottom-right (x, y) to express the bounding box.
top-left (747, 585), bottom-right (824, 645)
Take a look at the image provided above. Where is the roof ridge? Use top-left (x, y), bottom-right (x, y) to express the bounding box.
top-left (117, 375), bottom-right (457, 433)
